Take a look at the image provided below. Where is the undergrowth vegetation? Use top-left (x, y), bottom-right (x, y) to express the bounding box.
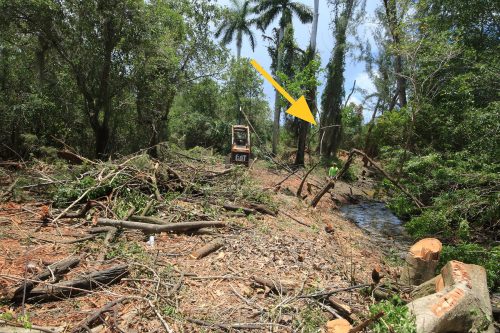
top-left (369, 296), bottom-right (416, 333)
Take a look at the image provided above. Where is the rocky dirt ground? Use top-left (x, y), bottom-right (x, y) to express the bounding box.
top-left (0, 152), bottom-right (404, 332)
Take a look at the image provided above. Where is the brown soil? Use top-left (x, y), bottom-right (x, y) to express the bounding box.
top-left (0, 159), bottom-right (396, 332)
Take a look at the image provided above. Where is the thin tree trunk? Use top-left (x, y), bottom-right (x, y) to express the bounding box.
top-left (363, 98), bottom-right (380, 165)
top-left (384, 0), bottom-right (407, 107)
top-left (272, 26), bottom-right (285, 155)
top-left (236, 36), bottom-right (242, 123)
top-left (295, 0), bottom-right (319, 166)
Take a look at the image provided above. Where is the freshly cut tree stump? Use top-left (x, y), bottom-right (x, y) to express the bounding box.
top-left (401, 238), bottom-right (442, 285)
top-left (326, 319), bottom-right (351, 333)
top-left (190, 238), bottom-right (224, 259)
top-left (407, 260), bottom-right (494, 333)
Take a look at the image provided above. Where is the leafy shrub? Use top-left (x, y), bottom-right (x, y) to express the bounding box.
top-left (369, 296), bottom-right (416, 333)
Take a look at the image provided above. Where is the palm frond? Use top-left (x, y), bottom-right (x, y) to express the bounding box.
top-left (243, 26), bottom-right (256, 51)
top-left (256, 6), bottom-right (280, 30)
top-left (289, 2), bottom-right (313, 23)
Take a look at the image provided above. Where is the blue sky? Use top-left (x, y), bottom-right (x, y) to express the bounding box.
top-left (217, 0), bottom-right (380, 123)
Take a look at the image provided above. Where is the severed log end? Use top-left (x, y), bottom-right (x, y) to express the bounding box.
top-left (401, 238), bottom-right (442, 286)
top-left (326, 319), bottom-right (351, 333)
top-left (190, 238), bottom-right (224, 259)
top-left (327, 296), bottom-right (353, 317)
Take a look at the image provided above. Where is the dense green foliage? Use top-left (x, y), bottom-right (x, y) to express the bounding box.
top-left (366, 0), bottom-right (500, 289)
top-left (369, 296), bottom-right (416, 332)
top-left (0, 0), bottom-right (269, 159)
top-left (439, 244), bottom-right (500, 290)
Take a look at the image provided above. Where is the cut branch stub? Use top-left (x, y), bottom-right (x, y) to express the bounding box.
top-left (401, 238), bottom-right (442, 285)
top-left (190, 238), bottom-right (224, 259)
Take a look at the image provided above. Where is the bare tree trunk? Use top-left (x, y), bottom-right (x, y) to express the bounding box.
top-left (384, 0), bottom-right (407, 108)
top-left (363, 98), bottom-right (381, 165)
top-left (295, 0), bottom-right (319, 166)
top-left (272, 26), bottom-right (285, 155)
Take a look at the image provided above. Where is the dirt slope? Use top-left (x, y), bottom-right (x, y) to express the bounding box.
top-left (0, 157), bottom-right (392, 332)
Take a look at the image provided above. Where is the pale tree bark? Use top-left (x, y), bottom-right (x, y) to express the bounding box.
top-left (272, 26), bottom-right (285, 155)
top-left (294, 0), bottom-right (319, 165)
top-left (383, 0), bottom-right (407, 107)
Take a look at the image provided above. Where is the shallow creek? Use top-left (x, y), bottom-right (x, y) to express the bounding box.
top-left (340, 201), bottom-right (410, 252)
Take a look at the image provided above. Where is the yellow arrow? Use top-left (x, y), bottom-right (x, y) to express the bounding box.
top-left (250, 59), bottom-right (316, 125)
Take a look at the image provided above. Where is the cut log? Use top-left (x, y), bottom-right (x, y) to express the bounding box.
top-left (129, 215), bottom-right (170, 225)
top-left (401, 238), bottom-right (442, 285)
top-left (26, 265), bottom-right (129, 303)
top-left (326, 319), bottom-right (351, 333)
top-left (407, 260), bottom-right (494, 333)
top-left (8, 257), bottom-right (80, 302)
top-left (96, 218), bottom-right (226, 233)
top-left (220, 203), bottom-right (256, 215)
top-left (251, 276), bottom-right (288, 294)
top-left (190, 238), bottom-right (224, 259)
top-left (248, 203), bottom-right (277, 216)
top-left (327, 296), bottom-right (352, 317)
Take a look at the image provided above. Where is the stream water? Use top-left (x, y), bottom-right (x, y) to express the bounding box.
top-left (340, 202), bottom-right (410, 251)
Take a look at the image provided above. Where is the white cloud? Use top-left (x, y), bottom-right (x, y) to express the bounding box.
top-left (355, 72), bottom-right (375, 94)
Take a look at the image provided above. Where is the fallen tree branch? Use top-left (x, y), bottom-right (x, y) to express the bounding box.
top-left (248, 203), bottom-right (277, 216)
top-left (252, 276), bottom-right (289, 294)
top-left (130, 215), bottom-right (170, 225)
top-left (270, 168), bottom-right (300, 188)
top-left (96, 218), bottom-right (226, 233)
top-left (297, 161), bottom-right (320, 197)
top-left (186, 318), bottom-right (285, 331)
top-left (190, 238), bottom-right (224, 259)
top-left (349, 311), bottom-right (384, 333)
top-left (25, 265), bottom-right (129, 303)
top-left (72, 297), bottom-right (129, 333)
top-left (219, 203), bottom-right (256, 215)
top-left (299, 284), bottom-right (370, 299)
top-left (0, 320), bottom-right (63, 333)
top-left (279, 210), bottom-right (311, 227)
top-left (9, 257), bottom-right (80, 302)
top-left (310, 149), bottom-right (424, 208)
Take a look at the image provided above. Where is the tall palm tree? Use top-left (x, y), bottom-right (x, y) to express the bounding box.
top-left (253, 0), bottom-right (313, 154)
top-left (215, 0), bottom-right (257, 59)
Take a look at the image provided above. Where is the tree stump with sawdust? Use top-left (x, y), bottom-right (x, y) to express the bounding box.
top-left (401, 238), bottom-right (442, 285)
top-left (407, 260), bottom-right (494, 332)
